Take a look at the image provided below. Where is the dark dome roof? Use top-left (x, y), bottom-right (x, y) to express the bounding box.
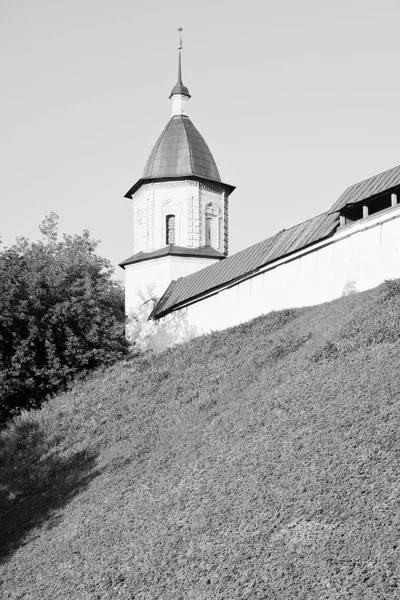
top-left (142, 115), bottom-right (221, 182)
top-left (169, 81), bottom-right (190, 98)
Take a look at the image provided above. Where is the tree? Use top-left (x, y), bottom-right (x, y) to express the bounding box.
top-left (0, 214), bottom-right (128, 424)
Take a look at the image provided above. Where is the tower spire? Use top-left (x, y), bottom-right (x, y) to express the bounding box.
top-left (169, 27), bottom-right (191, 104)
top-left (177, 27), bottom-right (183, 85)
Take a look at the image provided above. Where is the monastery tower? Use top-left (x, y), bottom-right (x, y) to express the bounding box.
top-left (120, 31), bottom-right (235, 317)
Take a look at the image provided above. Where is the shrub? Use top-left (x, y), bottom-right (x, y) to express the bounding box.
top-left (0, 214), bottom-right (128, 424)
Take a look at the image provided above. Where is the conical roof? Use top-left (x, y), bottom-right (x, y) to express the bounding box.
top-left (142, 115), bottom-right (221, 182)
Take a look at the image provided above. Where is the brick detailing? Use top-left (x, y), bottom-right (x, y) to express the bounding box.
top-left (224, 192), bottom-right (229, 255)
top-left (200, 182), bottom-right (223, 195)
top-left (187, 196), bottom-right (194, 246)
top-left (148, 197), bottom-right (154, 250)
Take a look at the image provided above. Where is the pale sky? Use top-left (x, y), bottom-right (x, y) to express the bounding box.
top-left (1, 0), bottom-right (399, 282)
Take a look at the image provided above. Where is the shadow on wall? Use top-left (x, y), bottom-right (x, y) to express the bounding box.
top-left (342, 279), bottom-right (357, 296)
top-left (0, 412), bottom-right (100, 563)
top-left (126, 285), bottom-right (198, 353)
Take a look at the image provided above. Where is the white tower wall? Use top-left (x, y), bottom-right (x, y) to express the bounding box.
top-left (131, 180), bottom-right (228, 254)
top-left (125, 254), bottom-right (220, 316)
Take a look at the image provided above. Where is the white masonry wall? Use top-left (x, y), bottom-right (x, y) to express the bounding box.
top-left (131, 180), bottom-right (227, 254)
top-left (150, 205), bottom-right (400, 350)
top-left (124, 254), bottom-right (221, 315)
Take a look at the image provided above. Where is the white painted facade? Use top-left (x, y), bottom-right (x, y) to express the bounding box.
top-left (131, 180), bottom-right (228, 255)
top-left (125, 254), bottom-right (220, 315)
top-left (171, 94), bottom-right (189, 116)
top-left (145, 205), bottom-right (400, 351)
top-left (124, 177), bottom-right (229, 318)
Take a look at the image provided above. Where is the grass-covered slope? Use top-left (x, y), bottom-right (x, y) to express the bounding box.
top-left (2, 280), bottom-right (400, 599)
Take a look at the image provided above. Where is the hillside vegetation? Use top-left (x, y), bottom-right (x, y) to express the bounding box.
top-left (2, 280), bottom-right (400, 599)
top-left (0, 214), bottom-right (127, 423)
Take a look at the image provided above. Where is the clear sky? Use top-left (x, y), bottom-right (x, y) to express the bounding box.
top-left (1, 0), bottom-right (399, 282)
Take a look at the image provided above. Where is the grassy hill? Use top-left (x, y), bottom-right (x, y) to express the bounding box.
top-left (2, 280), bottom-right (400, 599)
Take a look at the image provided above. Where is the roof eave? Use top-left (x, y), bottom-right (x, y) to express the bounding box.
top-left (124, 175), bottom-right (236, 199)
top-left (169, 90), bottom-right (191, 99)
top-left (119, 247), bottom-right (226, 269)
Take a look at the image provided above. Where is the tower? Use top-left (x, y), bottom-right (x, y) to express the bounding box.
top-left (120, 31), bottom-right (235, 317)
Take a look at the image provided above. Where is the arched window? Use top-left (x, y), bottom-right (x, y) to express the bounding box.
top-left (205, 203), bottom-right (220, 249)
top-left (166, 214), bottom-right (176, 245)
top-left (205, 217), bottom-right (212, 246)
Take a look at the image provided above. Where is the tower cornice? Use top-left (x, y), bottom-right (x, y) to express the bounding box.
top-left (124, 175), bottom-right (235, 199)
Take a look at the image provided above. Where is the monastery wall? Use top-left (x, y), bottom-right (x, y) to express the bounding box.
top-left (147, 205), bottom-right (400, 351)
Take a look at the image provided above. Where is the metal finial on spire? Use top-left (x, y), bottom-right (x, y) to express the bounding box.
top-left (177, 28), bottom-right (183, 84)
top-left (169, 26), bottom-right (190, 99)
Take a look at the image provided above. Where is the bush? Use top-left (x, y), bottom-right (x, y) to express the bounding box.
top-left (0, 214), bottom-right (128, 424)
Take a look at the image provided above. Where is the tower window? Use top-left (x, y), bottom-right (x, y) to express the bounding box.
top-left (205, 217), bottom-right (212, 246)
top-left (166, 214), bottom-right (176, 245)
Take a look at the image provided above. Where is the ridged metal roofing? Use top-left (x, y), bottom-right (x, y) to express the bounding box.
top-left (119, 244), bottom-right (224, 268)
top-left (330, 164), bottom-right (400, 213)
top-left (151, 211), bottom-right (339, 318)
top-left (142, 115), bottom-right (221, 182)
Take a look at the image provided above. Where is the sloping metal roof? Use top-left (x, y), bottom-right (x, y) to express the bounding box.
top-left (119, 245), bottom-right (224, 269)
top-left (142, 115), bottom-right (221, 182)
top-left (330, 164), bottom-right (400, 213)
top-left (170, 81), bottom-right (190, 98)
top-left (151, 211), bottom-right (339, 318)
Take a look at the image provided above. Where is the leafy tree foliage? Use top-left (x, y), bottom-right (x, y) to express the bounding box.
top-left (0, 214), bottom-right (128, 423)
